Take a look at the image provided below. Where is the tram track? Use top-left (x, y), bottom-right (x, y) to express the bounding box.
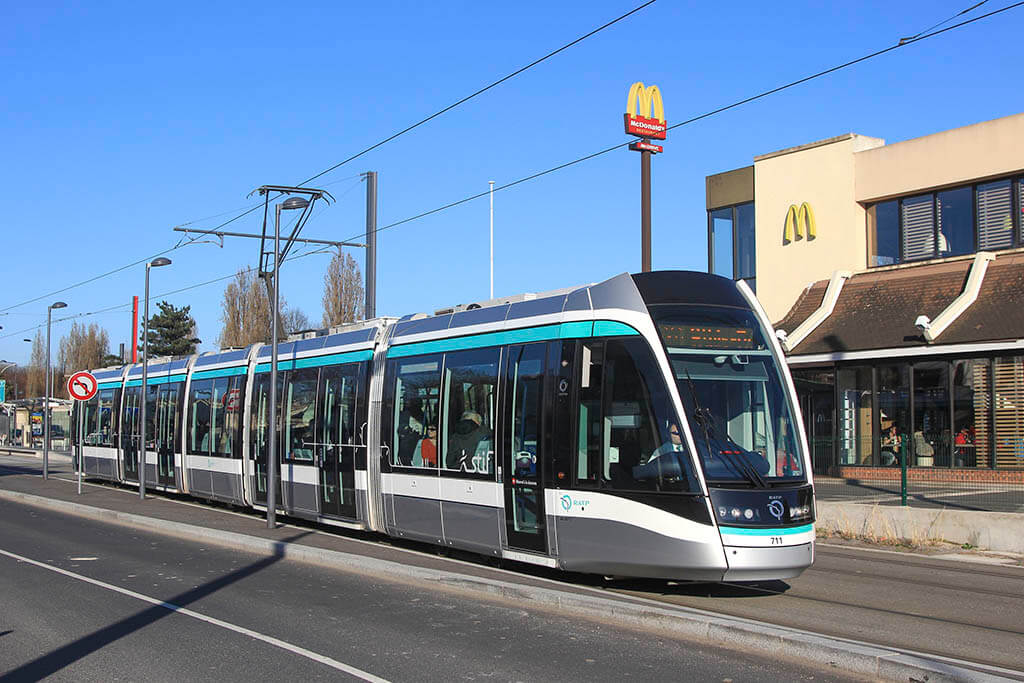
top-left (7, 462), bottom-right (1024, 672)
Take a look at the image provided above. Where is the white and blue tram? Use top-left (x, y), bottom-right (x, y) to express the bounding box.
top-left (76, 271), bottom-right (815, 581)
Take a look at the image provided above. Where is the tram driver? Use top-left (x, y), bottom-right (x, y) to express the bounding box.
top-left (632, 422), bottom-right (695, 488)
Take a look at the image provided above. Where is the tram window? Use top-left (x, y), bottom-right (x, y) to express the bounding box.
top-left (391, 357), bottom-right (441, 468)
top-left (321, 365), bottom-right (358, 453)
top-left (223, 376), bottom-right (244, 459)
top-left (284, 369), bottom-right (318, 462)
top-left (144, 384), bottom-right (159, 450)
top-left (442, 348), bottom-right (499, 476)
top-left (576, 339), bottom-right (696, 493)
top-left (189, 378), bottom-right (214, 455)
top-left (251, 373), bottom-right (283, 462)
top-left (87, 388), bottom-right (117, 446)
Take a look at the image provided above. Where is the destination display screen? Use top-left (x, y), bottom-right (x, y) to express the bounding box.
top-left (658, 323), bottom-right (758, 350)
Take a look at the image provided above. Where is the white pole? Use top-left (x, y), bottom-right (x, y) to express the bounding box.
top-left (489, 180), bottom-right (494, 300)
top-left (77, 399), bottom-right (83, 495)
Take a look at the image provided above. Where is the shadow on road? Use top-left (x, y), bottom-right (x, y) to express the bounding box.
top-left (0, 531), bottom-right (311, 681)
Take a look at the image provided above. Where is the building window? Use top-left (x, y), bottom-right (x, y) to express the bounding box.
top-left (913, 362), bottom-right (950, 467)
top-left (867, 200), bottom-right (899, 266)
top-left (837, 367), bottom-right (873, 465)
top-left (937, 186), bottom-right (973, 257)
top-left (952, 359), bottom-right (991, 468)
top-left (707, 201), bottom-right (755, 292)
top-left (867, 173), bottom-right (1023, 267)
top-left (877, 365), bottom-right (910, 467)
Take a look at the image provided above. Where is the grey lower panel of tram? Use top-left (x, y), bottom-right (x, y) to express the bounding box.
top-left (386, 494), bottom-right (503, 554)
top-left (189, 469), bottom-right (243, 503)
top-left (554, 516), bottom-right (729, 581)
top-left (83, 455), bottom-right (118, 480)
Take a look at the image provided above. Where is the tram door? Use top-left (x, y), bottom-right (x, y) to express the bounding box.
top-left (121, 386), bottom-right (141, 482)
top-left (318, 365), bottom-right (360, 519)
top-left (156, 383), bottom-right (181, 488)
top-left (251, 373), bottom-right (282, 507)
top-left (502, 343), bottom-right (548, 554)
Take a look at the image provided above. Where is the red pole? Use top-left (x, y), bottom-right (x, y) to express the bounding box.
top-left (131, 296), bottom-right (139, 363)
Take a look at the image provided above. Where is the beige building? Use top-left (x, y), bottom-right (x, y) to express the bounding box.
top-left (706, 113), bottom-right (1024, 489)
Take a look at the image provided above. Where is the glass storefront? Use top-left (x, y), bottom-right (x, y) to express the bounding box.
top-left (793, 355), bottom-right (1019, 472)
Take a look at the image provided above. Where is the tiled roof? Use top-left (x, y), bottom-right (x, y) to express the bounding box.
top-left (774, 252), bottom-right (1024, 355)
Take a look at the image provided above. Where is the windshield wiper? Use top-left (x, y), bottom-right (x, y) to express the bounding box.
top-left (682, 369), bottom-right (767, 488)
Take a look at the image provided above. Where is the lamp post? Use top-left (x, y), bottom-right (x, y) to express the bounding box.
top-left (266, 196), bottom-right (308, 529)
top-left (44, 301), bottom-right (67, 480)
top-left (139, 257), bottom-right (171, 500)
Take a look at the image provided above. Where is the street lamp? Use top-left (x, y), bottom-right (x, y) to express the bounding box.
top-left (44, 301), bottom-right (67, 480)
top-left (266, 196), bottom-right (308, 529)
top-left (139, 256), bottom-right (171, 500)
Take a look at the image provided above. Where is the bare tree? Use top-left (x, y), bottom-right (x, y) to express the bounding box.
top-left (218, 268), bottom-right (308, 347)
top-left (322, 252), bottom-right (364, 327)
top-left (283, 308), bottom-right (313, 334)
top-left (59, 322), bottom-right (111, 375)
top-left (27, 330), bottom-right (46, 398)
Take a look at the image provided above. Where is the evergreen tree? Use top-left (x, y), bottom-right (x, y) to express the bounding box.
top-left (141, 301), bottom-right (201, 358)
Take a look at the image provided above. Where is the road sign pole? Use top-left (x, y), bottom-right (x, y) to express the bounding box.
top-left (77, 401), bottom-right (83, 495)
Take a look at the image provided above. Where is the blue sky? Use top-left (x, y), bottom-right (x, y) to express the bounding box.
top-left (1, 0), bottom-right (1022, 365)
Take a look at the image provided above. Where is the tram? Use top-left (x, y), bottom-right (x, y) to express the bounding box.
top-left (75, 271), bottom-right (815, 581)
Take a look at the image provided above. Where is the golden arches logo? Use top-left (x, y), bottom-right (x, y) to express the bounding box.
top-left (784, 202), bottom-right (817, 243)
top-left (626, 82), bottom-right (665, 123)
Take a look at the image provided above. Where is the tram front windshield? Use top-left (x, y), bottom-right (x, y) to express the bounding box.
top-left (654, 305), bottom-right (804, 486)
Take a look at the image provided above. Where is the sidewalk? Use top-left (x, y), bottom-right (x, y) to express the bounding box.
top-left (0, 457), bottom-right (1020, 682)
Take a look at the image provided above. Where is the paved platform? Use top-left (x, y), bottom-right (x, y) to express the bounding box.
top-left (2, 454), bottom-right (1022, 681)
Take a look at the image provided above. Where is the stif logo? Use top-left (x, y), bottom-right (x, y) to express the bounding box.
top-left (783, 202), bottom-right (817, 243)
top-left (624, 82), bottom-right (667, 140)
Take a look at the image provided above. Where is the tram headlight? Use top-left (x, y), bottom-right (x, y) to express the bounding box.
top-left (730, 507), bottom-right (742, 519)
top-left (743, 508), bottom-right (754, 520)
top-left (789, 504), bottom-right (812, 521)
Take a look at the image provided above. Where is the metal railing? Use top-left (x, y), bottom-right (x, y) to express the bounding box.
top-left (810, 435), bottom-right (1024, 514)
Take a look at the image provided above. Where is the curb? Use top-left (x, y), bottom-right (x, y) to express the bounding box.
top-left (1, 488), bottom-right (1019, 682)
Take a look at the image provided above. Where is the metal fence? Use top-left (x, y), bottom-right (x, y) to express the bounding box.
top-left (810, 435), bottom-right (1024, 514)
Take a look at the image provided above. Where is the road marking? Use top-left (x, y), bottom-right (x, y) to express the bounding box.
top-left (68, 557), bottom-right (97, 561)
top-left (0, 547), bottom-right (389, 682)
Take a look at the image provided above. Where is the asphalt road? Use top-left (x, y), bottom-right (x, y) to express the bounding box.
top-left (0, 499), bottom-right (857, 682)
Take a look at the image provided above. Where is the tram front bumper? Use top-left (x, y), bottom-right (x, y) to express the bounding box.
top-left (721, 541), bottom-right (814, 581)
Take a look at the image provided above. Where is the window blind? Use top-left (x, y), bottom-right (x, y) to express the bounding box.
top-left (977, 180), bottom-right (1013, 250)
top-left (993, 356), bottom-right (1024, 469)
top-left (901, 194), bottom-right (935, 260)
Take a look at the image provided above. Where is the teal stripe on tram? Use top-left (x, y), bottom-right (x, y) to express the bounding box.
top-left (191, 366), bottom-right (249, 381)
top-left (718, 524), bottom-right (813, 536)
top-left (593, 320), bottom-right (641, 337)
top-left (255, 349), bottom-right (373, 374)
top-left (125, 373), bottom-right (187, 388)
top-left (386, 320), bottom-right (640, 359)
top-left (98, 381), bottom-right (122, 390)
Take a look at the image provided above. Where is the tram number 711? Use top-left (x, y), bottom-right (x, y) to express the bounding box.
top-left (770, 536), bottom-right (784, 545)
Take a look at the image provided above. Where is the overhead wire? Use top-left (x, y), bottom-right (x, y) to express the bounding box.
top-left (0, 0), bottom-right (654, 315)
top-left (5, 1), bottom-right (1020, 344)
top-left (335, 0), bottom-right (1024, 245)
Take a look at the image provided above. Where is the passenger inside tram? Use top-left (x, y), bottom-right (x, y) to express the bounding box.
top-left (413, 424), bottom-right (438, 467)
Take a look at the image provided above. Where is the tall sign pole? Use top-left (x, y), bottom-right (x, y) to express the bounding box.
top-left (624, 82), bottom-right (666, 273)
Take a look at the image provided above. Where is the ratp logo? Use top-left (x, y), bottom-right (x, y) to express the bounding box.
top-left (768, 500), bottom-right (785, 520)
top-left (560, 494), bottom-right (572, 512)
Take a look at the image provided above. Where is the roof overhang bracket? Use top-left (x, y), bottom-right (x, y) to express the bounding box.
top-left (780, 270), bottom-right (852, 353)
top-left (917, 251), bottom-right (995, 344)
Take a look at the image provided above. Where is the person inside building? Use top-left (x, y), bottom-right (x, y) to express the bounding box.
top-left (881, 425), bottom-right (902, 466)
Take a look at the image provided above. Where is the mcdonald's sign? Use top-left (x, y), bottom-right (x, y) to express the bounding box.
top-left (784, 202), bottom-right (817, 243)
top-left (624, 81), bottom-right (667, 140)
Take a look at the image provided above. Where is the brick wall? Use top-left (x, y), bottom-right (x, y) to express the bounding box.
top-left (836, 465), bottom-right (1024, 483)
